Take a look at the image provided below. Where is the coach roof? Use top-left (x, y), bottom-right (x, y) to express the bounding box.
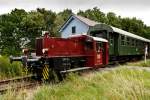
top-left (110, 26), bottom-right (150, 42)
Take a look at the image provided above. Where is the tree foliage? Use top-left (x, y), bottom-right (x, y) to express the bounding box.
top-left (0, 7), bottom-right (149, 55)
top-left (78, 7), bottom-right (106, 23)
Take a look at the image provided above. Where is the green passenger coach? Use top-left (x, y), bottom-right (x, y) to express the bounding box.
top-left (88, 24), bottom-right (150, 61)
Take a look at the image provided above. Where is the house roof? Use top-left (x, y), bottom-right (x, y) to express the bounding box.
top-left (59, 14), bottom-right (99, 32)
top-left (73, 15), bottom-right (99, 26)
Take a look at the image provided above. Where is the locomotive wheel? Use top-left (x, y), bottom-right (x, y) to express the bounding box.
top-left (48, 69), bottom-right (63, 82)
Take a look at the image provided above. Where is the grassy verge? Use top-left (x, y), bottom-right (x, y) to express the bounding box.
top-left (127, 59), bottom-right (150, 67)
top-left (0, 56), bottom-right (25, 80)
top-left (1, 67), bottom-right (150, 100)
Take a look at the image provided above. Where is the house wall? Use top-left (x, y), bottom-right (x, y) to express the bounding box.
top-left (61, 18), bottom-right (89, 38)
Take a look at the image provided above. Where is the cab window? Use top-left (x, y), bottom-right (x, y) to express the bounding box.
top-left (96, 42), bottom-right (102, 52)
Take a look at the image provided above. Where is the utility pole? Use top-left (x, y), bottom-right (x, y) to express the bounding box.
top-left (145, 44), bottom-right (148, 63)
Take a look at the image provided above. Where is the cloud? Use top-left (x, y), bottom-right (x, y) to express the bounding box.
top-left (0, 0), bottom-right (149, 25)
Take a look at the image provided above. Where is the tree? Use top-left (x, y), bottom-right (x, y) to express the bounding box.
top-left (0, 9), bottom-right (27, 55)
top-left (106, 12), bottom-right (121, 28)
top-left (58, 9), bottom-right (72, 21)
top-left (55, 9), bottom-right (72, 36)
top-left (77, 7), bottom-right (107, 23)
top-left (37, 8), bottom-right (57, 36)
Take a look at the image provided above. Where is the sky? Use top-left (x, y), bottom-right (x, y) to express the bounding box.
top-left (0, 0), bottom-right (150, 26)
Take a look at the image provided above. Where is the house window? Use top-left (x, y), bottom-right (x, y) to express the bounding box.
top-left (72, 26), bottom-right (76, 34)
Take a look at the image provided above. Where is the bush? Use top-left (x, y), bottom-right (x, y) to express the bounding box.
top-left (0, 56), bottom-right (24, 79)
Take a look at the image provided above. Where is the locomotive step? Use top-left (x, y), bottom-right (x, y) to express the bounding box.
top-left (60, 67), bottom-right (92, 73)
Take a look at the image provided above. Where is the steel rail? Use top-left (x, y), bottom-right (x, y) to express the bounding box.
top-left (0, 75), bottom-right (38, 94)
top-left (0, 75), bottom-right (35, 85)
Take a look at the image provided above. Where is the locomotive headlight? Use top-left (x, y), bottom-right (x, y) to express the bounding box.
top-left (22, 49), bottom-right (28, 53)
top-left (42, 48), bottom-right (49, 54)
top-left (22, 49), bottom-right (25, 53)
top-left (22, 48), bottom-right (29, 55)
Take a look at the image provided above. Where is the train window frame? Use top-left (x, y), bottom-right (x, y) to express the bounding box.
top-left (121, 35), bottom-right (126, 46)
top-left (109, 34), bottom-right (113, 46)
top-left (135, 40), bottom-right (138, 46)
top-left (131, 38), bottom-right (135, 46)
top-left (126, 37), bottom-right (130, 46)
top-left (138, 41), bottom-right (141, 47)
top-left (96, 42), bottom-right (102, 52)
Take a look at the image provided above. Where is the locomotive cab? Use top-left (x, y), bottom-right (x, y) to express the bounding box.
top-left (84, 36), bottom-right (108, 67)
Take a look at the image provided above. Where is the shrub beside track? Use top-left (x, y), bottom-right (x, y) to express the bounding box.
top-left (0, 56), bottom-right (25, 79)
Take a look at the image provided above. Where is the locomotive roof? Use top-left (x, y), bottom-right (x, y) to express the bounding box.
top-left (69, 34), bottom-right (108, 42)
top-left (92, 36), bottom-right (108, 42)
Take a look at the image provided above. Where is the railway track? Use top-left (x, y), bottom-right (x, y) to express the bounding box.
top-left (0, 60), bottom-right (139, 95)
top-left (0, 75), bottom-right (40, 94)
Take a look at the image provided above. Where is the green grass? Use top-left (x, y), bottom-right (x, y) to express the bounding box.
top-left (127, 59), bottom-right (150, 67)
top-left (0, 56), bottom-right (25, 79)
top-left (2, 67), bottom-right (150, 100)
top-left (33, 68), bottom-right (150, 100)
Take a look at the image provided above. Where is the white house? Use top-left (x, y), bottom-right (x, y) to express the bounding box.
top-left (59, 14), bottom-right (99, 38)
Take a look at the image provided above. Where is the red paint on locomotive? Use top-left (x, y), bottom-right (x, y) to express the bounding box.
top-left (36, 33), bottom-right (108, 68)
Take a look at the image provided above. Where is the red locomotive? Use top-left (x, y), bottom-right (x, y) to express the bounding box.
top-left (10, 32), bottom-right (108, 80)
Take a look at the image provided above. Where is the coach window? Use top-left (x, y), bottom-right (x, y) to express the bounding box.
top-left (121, 35), bottom-right (125, 46)
top-left (138, 41), bottom-right (140, 47)
top-left (72, 26), bottom-right (76, 34)
top-left (126, 37), bottom-right (130, 46)
top-left (135, 40), bottom-right (138, 46)
top-left (139, 41), bottom-right (142, 47)
top-left (109, 34), bottom-right (113, 45)
top-left (131, 39), bottom-right (135, 46)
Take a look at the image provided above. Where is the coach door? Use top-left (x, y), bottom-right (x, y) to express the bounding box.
top-left (95, 42), bottom-right (103, 65)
